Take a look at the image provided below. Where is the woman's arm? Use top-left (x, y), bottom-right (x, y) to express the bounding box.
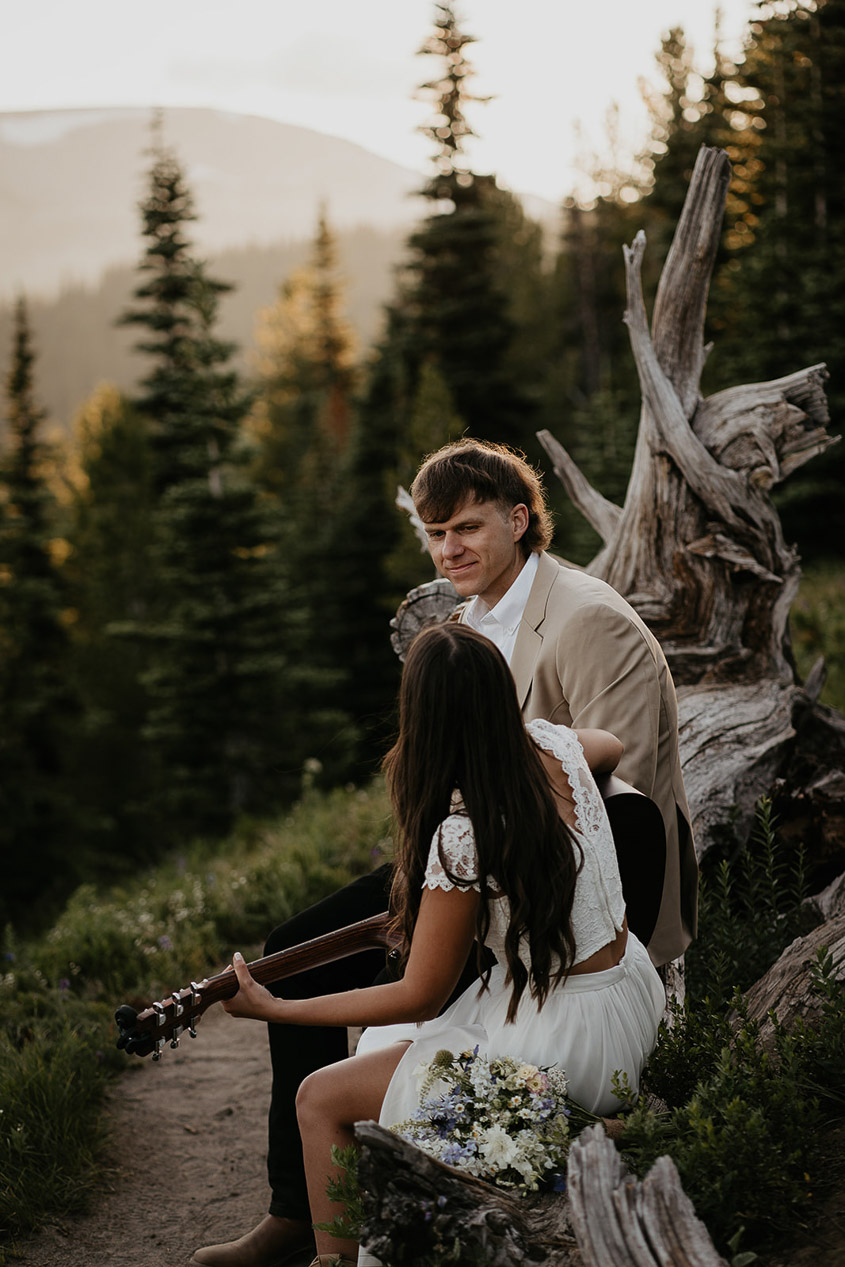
top-left (575, 727), bottom-right (624, 773)
top-left (221, 884), bottom-right (480, 1028)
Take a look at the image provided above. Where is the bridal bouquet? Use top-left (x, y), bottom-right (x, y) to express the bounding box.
top-left (390, 1047), bottom-right (571, 1192)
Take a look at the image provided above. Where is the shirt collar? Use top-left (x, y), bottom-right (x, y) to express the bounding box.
top-left (466, 550), bottom-right (539, 634)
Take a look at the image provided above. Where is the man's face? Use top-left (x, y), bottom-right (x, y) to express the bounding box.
top-left (419, 496), bottom-right (529, 608)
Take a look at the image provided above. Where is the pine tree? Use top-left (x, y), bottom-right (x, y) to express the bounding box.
top-left (120, 141), bottom-right (309, 838)
top-left (250, 209), bottom-right (357, 511)
top-left (399, 3), bottom-right (532, 448)
top-left (318, 316), bottom-right (410, 776)
top-left (0, 298), bottom-right (78, 926)
top-left (248, 209), bottom-right (361, 783)
top-left (64, 384), bottom-right (159, 860)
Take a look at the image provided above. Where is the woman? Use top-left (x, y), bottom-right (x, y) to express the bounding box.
top-left (223, 623), bottom-right (665, 1267)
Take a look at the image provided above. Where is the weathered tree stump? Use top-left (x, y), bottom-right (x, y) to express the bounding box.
top-left (567, 1125), bottom-right (728, 1267)
top-left (536, 145), bottom-right (842, 867)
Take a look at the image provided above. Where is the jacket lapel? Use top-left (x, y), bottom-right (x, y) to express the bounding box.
top-left (510, 552), bottom-right (557, 709)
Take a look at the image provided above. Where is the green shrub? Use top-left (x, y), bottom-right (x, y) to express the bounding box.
top-left (685, 798), bottom-right (819, 1009)
top-left (0, 983), bottom-right (117, 1247)
top-left (628, 799), bottom-right (845, 1259)
top-left (627, 995), bottom-right (819, 1250)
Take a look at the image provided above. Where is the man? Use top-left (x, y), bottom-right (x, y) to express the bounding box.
top-left (192, 438), bottom-right (696, 1267)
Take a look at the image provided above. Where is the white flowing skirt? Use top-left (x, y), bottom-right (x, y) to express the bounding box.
top-left (356, 931), bottom-right (665, 1123)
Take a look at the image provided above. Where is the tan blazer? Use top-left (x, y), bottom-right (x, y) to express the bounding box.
top-left (467, 551), bottom-right (697, 966)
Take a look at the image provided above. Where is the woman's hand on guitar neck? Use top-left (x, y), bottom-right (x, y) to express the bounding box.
top-left (221, 952), bottom-right (286, 1022)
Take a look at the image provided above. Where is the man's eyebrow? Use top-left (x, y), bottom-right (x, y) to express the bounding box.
top-left (425, 517), bottom-right (478, 532)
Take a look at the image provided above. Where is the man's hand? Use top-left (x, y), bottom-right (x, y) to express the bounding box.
top-left (220, 952), bottom-right (283, 1022)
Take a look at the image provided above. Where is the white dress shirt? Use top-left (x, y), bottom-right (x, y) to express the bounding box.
top-left (463, 551), bottom-right (539, 666)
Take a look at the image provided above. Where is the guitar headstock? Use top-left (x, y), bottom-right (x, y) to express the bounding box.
top-left (115, 978), bottom-right (216, 1059)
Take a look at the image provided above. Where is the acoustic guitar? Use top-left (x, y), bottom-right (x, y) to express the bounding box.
top-left (115, 777), bottom-right (666, 1062)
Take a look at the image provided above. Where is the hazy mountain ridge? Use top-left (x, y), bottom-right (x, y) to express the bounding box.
top-left (0, 106), bottom-right (560, 428)
top-left (0, 106), bottom-right (428, 298)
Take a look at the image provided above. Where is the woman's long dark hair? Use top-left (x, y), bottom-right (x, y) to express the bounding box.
top-left (383, 622), bottom-right (582, 1022)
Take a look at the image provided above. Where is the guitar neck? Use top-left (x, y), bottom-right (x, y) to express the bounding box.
top-left (201, 911), bottom-right (400, 1006)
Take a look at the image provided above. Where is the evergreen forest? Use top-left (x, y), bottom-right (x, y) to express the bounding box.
top-left (1, 0), bottom-right (844, 936)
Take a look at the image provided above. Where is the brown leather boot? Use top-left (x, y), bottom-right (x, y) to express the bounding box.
top-left (189, 1214), bottom-right (314, 1267)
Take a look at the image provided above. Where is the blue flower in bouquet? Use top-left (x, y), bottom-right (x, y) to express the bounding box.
top-left (390, 1048), bottom-right (572, 1192)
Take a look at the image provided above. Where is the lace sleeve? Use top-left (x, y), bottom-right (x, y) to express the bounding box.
top-left (526, 717), bottom-right (610, 841)
top-left (424, 813), bottom-right (482, 892)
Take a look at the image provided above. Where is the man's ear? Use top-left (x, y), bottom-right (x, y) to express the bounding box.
top-left (512, 503), bottom-right (529, 541)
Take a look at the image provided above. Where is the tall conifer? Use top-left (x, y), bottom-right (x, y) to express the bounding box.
top-left (121, 140), bottom-right (306, 837)
top-left (64, 385), bottom-right (159, 860)
top-left (0, 299), bottom-right (78, 925)
top-left (704, 0), bottom-right (845, 554)
top-left (401, 3), bottom-right (530, 447)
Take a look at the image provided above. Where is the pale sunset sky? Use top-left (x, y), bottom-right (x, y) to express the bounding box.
top-left (1, 0), bottom-right (756, 201)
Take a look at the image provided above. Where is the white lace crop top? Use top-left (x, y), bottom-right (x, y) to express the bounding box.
top-left (423, 718), bottom-right (625, 967)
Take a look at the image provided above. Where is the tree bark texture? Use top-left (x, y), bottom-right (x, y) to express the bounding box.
top-left (743, 872), bottom-right (845, 1050)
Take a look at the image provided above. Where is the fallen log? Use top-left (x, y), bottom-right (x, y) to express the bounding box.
top-left (355, 1120), bottom-right (729, 1266)
top-left (743, 874), bottom-right (845, 1049)
top-left (355, 1119), bottom-right (580, 1266)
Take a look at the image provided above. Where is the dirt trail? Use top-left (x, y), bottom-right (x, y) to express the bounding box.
top-left (17, 1008), bottom-right (274, 1267)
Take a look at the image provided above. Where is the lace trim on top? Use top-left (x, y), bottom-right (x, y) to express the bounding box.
top-left (524, 717), bottom-right (604, 843)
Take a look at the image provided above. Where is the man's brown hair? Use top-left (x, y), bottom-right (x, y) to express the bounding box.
top-left (410, 438), bottom-right (554, 555)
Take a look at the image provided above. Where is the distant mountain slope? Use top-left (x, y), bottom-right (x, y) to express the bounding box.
top-left (0, 225), bottom-right (407, 429)
top-left (0, 105), bottom-right (559, 428)
top-left (0, 106), bottom-right (427, 298)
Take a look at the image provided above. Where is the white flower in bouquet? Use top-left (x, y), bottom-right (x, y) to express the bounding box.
top-left (389, 1047), bottom-right (572, 1192)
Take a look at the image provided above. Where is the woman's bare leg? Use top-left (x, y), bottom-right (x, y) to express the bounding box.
top-left (296, 1042), bottom-right (411, 1261)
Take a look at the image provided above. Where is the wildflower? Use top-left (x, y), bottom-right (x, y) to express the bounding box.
top-left (480, 1124), bottom-right (519, 1168)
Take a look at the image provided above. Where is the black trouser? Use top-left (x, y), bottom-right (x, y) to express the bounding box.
top-left (263, 864), bottom-right (482, 1219)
